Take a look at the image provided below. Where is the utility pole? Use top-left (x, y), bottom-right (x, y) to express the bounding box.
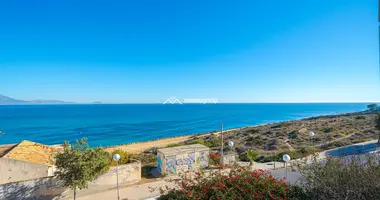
top-left (220, 123), bottom-right (224, 165)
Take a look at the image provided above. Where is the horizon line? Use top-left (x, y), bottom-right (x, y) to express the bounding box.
top-left (0, 101), bottom-right (378, 105)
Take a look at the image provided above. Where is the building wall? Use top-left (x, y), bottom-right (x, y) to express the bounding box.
top-left (0, 177), bottom-right (65, 200)
top-left (0, 158), bottom-right (51, 184)
top-left (160, 150), bottom-right (209, 175)
top-left (157, 151), bottom-right (165, 174)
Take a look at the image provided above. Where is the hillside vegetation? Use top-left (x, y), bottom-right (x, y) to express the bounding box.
top-left (184, 111), bottom-right (379, 161)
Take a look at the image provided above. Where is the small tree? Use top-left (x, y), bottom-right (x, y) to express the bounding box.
top-left (55, 138), bottom-right (110, 200)
top-left (367, 104), bottom-right (378, 111)
top-left (247, 149), bottom-right (258, 166)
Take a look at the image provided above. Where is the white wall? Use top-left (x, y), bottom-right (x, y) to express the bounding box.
top-left (91, 161), bottom-right (141, 186)
top-left (0, 158), bottom-right (51, 184)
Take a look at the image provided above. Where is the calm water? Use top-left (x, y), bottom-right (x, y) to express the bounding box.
top-left (0, 103), bottom-right (368, 147)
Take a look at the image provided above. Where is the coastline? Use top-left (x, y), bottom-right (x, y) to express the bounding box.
top-left (104, 110), bottom-right (372, 153)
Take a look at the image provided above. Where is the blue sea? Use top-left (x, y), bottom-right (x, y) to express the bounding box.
top-left (0, 103), bottom-right (368, 147)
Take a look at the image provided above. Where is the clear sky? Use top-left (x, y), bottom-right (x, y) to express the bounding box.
top-left (0, 0), bottom-right (379, 103)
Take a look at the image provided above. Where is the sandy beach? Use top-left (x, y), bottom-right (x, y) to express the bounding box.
top-left (105, 128), bottom-right (239, 153)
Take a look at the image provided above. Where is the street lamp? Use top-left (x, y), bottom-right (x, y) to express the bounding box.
top-left (220, 123), bottom-right (224, 165)
top-left (282, 154), bottom-right (291, 181)
top-left (113, 154), bottom-right (121, 200)
top-left (228, 140), bottom-right (234, 148)
top-left (309, 131), bottom-right (315, 146)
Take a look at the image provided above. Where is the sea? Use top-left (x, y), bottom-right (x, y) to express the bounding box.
top-left (0, 103), bottom-right (369, 147)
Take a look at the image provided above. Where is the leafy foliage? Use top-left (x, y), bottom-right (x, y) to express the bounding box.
top-left (130, 153), bottom-right (157, 164)
top-left (167, 143), bottom-right (184, 147)
top-left (55, 138), bottom-right (110, 199)
top-left (367, 104), bottom-right (378, 111)
top-left (209, 153), bottom-right (220, 166)
top-left (247, 149), bottom-right (258, 166)
top-left (296, 154), bottom-right (380, 200)
top-left (375, 112), bottom-right (380, 142)
top-left (109, 149), bottom-right (129, 166)
top-left (187, 139), bottom-right (213, 147)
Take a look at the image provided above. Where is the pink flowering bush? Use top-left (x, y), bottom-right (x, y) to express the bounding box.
top-left (158, 165), bottom-right (288, 200)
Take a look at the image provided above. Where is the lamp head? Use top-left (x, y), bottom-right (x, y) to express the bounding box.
top-left (113, 154), bottom-right (120, 161)
top-left (283, 154), bottom-right (291, 162)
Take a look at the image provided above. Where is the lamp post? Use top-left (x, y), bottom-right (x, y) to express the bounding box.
top-left (309, 131), bottom-right (315, 146)
top-left (228, 140), bottom-right (234, 166)
top-left (282, 154), bottom-right (291, 182)
top-left (113, 154), bottom-right (121, 200)
top-left (220, 123), bottom-right (224, 165)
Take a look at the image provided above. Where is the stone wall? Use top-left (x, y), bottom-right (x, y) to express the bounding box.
top-left (0, 177), bottom-right (66, 200)
top-left (0, 158), bottom-right (51, 184)
top-left (0, 161), bottom-right (141, 200)
top-left (91, 161), bottom-right (141, 186)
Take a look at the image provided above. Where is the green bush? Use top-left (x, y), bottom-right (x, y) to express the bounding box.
top-left (209, 152), bottom-right (220, 166)
top-left (297, 154), bottom-right (380, 200)
top-left (355, 115), bottom-right (366, 120)
top-left (167, 143), bottom-right (183, 147)
top-left (287, 185), bottom-right (310, 200)
top-left (288, 131), bottom-right (298, 139)
top-left (187, 139), bottom-right (213, 147)
top-left (138, 153), bottom-right (157, 164)
top-left (238, 152), bottom-right (249, 162)
top-left (109, 149), bottom-right (129, 166)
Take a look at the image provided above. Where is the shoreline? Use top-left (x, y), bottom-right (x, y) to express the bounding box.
top-left (104, 110), bottom-right (370, 153)
top-left (1, 110), bottom-right (372, 153)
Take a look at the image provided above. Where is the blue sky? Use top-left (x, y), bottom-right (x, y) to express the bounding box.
top-left (0, 0), bottom-right (379, 103)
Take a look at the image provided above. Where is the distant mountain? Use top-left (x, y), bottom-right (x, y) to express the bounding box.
top-left (0, 94), bottom-right (75, 105)
top-left (0, 94), bottom-right (27, 104)
top-left (27, 99), bottom-right (74, 104)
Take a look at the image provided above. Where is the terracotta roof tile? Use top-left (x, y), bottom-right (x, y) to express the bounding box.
top-left (3, 140), bottom-right (58, 166)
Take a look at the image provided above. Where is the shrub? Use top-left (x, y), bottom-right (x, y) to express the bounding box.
top-left (209, 152), bottom-right (220, 166)
top-left (167, 143), bottom-right (183, 147)
top-left (187, 139), bottom-right (213, 147)
top-left (247, 150), bottom-right (258, 166)
top-left (288, 131), bottom-right (298, 139)
top-left (207, 137), bottom-right (222, 147)
top-left (109, 149), bottom-right (129, 166)
top-left (367, 104), bottom-right (378, 111)
top-left (138, 153), bottom-right (157, 164)
top-left (297, 154), bottom-right (380, 200)
top-left (355, 116), bottom-right (366, 120)
top-left (157, 166), bottom-right (288, 200)
top-left (238, 152), bottom-right (249, 162)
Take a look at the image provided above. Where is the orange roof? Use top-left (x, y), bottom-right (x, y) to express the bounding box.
top-left (2, 140), bottom-right (58, 166)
